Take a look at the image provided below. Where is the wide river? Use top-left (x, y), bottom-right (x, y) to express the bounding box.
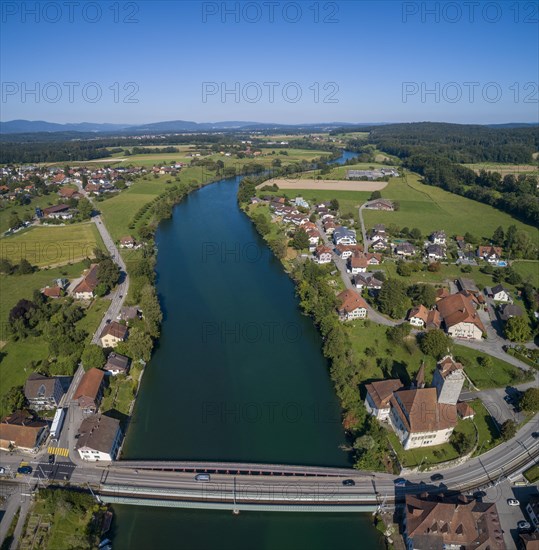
top-left (112, 151), bottom-right (384, 549)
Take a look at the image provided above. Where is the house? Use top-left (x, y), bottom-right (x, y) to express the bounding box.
top-left (314, 246), bottom-right (332, 264)
top-left (366, 199), bottom-right (394, 211)
top-left (76, 414), bottom-right (123, 462)
top-left (395, 242), bottom-right (417, 257)
top-left (73, 368), bottom-right (105, 414)
top-left (457, 278), bottom-right (480, 295)
top-left (117, 306), bottom-right (140, 323)
top-left (425, 309), bottom-right (442, 330)
top-left (43, 204), bottom-right (73, 219)
top-left (24, 373), bottom-right (64, 410)
top-left (58, 187), bottom-right (79, 199)
top-left (364, 379), bottom-right (404, 421)
top-left (104, 352), bottom-right (130, 376)
top-left (477, 245), bottom-right (503, 263)
top-left (353, 272), bottom-right (384, 291)
top-left (457, 401), bottom-right (475, 420)
top-left (487, 284), bottom-right (512, 303)
top-left (73, 264), bottom-right (99, 300)
top-left (435, 287), bottom-right (450, 301)
top-left (336, 290), bottom-right (368, 321)
top-left (100, 321), bottom-right (128, 348)
top-left (403, 494), bottom-right (506, 550)
top-left (371, 239), bottom-right (388, 251)
top-left (119, 236), bottom-right (135, 249)
top-left (365, 253), bottom-right (382, 266)
top-left (333, 226), bottom-right (357, 246)
top-left (425, 243), bottom-right (445, 261)
top-left (0, 411), bottom-right (48, 452)
top-left (430, 230), bottom-right (446, 245)
top-left (85, 182), bottom-right (102, 195)
top-left (294, 197), bottom-right (309, 208)
top-left (407, 304), bottom-right (429, 327)
top-left (519, 532), bottom-right (539, 550)
top-left (499, 303), bottom-right (524, 321)
top-left (389, 387), bottom-right (458, 449)
top-left (436, 292), bottom-right (486, 340)
top-left (335, 244), bottom-right (363, 260)
top-left (323, 220), bottom-right (336, 235)
top-left (349, 255), bottom-right (368, 274)
top-left (41, 286), bottom-right (62, 298)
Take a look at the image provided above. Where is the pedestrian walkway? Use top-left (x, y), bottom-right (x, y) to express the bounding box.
top-left (47, 446), bottom-right (69, 457)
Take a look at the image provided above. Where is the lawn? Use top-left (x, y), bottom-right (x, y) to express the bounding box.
top-left (454, 344), bottom-right (532, 389)
top-left (524, 463), bottom-right (539, 483)
top-left (469, 399), bottom-right (502, 455)
top-left (0, 261), bottom-right (87, 326)
top-left (511, 260), bottom-right (539, 287)
top-left (362, 173), bottom-right (538, 241)
top-left (101, 374), bottom-right (136, 416)
top-left (0, 223), bottom-right (104, 268)
top-left (0, 194), bottom-right (61, 234)
top-left (76, 298), bottom-right (110, 344)
top-left (463, 162), bottom-right (539, 176)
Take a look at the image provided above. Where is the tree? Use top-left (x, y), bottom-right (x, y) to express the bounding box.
top-left (419, 329), bottom-right (452, 359)
top-left (15, 258), bottom-right (34, 275)
top-left (396, 261), bottom-right (413, 277)
top-left (77, 197), bottom-right (93, 219)
top-left (81, 344), bottom-right (105, 370)
top-left (291, 228), bottom-right (309, 251)
top-left (370, 191), bottom-right (381, 201)
top-left (118, 327), bottom-right (153, 362)
top-left (386, 323), bottom-right (412, 345)
top-left (478, 355), bottom-right (493, 369)
top-left (520, 388), bottom-right (539, 412)
top-left (253, 213), bottom-right (271, 236)
top-left (504, 316), bottom-right (532, 342)
top-left (492, 225), bottom-right (505, 246)
top-left (330, 198), bottom-right (339, 211)
top-left (1, 386), bottom-right (26, 414)
top-left (268, 236), bottom-right (287, 259)
top-left (500, 419), bottom-right (517, 440)
top-left (140, 284), bottom-right (162, 338)
top-left (450, 430), bottom-right (474, 454)
top-left (0, 258), bottom-right (13, 274)
top-left (407, 284), bottom-right (437, 308)
top-left (427, 261), bottom-right (441, 272)
top-left (97, 259), bottom-right (121, 292)
top-left (409, 227), bottom-right (422, 240)
top-left (8, 212), bottom-right (21, 229)
top-left (464, 232), bottom-right (479, 245)
top-left (377, 279), bottom-right (410, 319)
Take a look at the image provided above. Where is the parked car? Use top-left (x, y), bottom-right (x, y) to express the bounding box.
top-left (0, 467), bottom-right (5, 475)
top-left (342, 479), bottom-right (355, 486)
top-left (48, 454), bottom-right (55, 465)
top-left (17, 466), bottom-right (32, 475)
top-left (430, 473), bottom-right (444, 482)
top-left (507, 499), bottom-right (520, 506)
top-left (394, 478), bottom-right (407, 487)
top-left (517, 521), bottom-right (531, 531)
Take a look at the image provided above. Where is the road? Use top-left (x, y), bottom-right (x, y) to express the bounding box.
top-left (358, 202), bottom-right (371, 252)
top-left (90, 214), bottom-right (129, 345)
top-left (73, 180), bottom-right (129, 346)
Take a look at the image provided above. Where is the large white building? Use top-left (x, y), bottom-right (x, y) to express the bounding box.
top-left (76, 414), bottom-right (122, 462)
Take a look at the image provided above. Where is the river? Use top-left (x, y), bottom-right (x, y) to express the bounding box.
top-left (112, 149), bottom-right (384, 549)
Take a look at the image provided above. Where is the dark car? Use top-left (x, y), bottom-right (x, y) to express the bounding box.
top-left (394, 478), bottom-right (407, 487)
top-left (531, 432), bottom-right (539, 439)
top-left (473, 491), bottom-right (486, 499)
top-left (17, 466), bottom-right (32, 475)
top-left (430, 473), bottom-right (444, 482)
top-left (48, 454), bottom-right (55, 465)
top-left (342, 479), bottom-right (355, 486)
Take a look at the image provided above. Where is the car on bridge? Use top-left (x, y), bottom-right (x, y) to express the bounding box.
top-left (195, 474), bottom-right (211, 482)
top-left (430, 473), bottom-right (444, 482)
top-left (507, 499), bottom-right (520, 506)
top-left (342, 479), bottom-right (355, 486)
top-left (394, 478), bottom-right (407, 487)
top-left (517, 521), bottom-right (531, 531)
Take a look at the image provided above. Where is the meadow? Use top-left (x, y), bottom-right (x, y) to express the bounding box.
top-left (362, 173), bottom-right (539, 239)
top-left (0, 223), bottom-right (104, 268)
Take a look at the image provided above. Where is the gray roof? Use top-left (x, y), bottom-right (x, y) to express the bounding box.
top-left (24, 373), bottom-right (60, 400)
top-left (105, 353), bottom-right (130, 372)
top-left (76, 414), bottom-right (121, 453)
top-left (500, 304), bottom-right (523, 321)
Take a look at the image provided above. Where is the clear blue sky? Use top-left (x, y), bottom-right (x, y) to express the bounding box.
top-left (1, 1), bottom-right (537, 124)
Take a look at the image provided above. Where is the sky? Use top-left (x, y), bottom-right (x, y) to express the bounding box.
top-left (1, 0), bottom-right (538, 124)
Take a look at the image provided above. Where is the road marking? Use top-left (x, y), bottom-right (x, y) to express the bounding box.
top-left (48, 446), bottom-right (69, 457)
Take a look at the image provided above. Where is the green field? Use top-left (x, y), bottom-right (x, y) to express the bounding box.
top-left (0, 223), bottom-right (104, 268)
top-left (362, 173), bottom-right (539, 240)
top-left (512, 261), bottom-right (539, 287)
top-left (0, 194), bottom-right (62, 234)
top-left (463, 162), bottom-right (539, 176)
top-left (296, 161), bottom-right (398, 181)
top-left (524, 463), bottom-right (539, 483)
top-left (0, 262), bottom-right (86, 325)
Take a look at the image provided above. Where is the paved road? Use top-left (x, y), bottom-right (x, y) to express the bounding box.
top-left (74, 181), bottom-right (129, 346)
top-left (315, 220), bottom-right (397, 326)
top-left (90, 214), bottom-right (129, 345)
top-left (358, 203), bottom-right (370, 251)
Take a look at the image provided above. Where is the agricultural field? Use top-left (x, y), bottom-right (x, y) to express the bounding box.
top-left (362, 172), bottom-right (539, 240)
top-left (296, 161), bottom-right (399, 181)
top-left (463, 162), bottom-right (539, 177)
top-left (0, 222), bottom-right (104, 268)
top-left (264, 178), bottom-right (388, 192)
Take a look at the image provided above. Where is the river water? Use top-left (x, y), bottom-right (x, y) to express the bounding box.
top-left (112, 150), bottom-right (384, 549)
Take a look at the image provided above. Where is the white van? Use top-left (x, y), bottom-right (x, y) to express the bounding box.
top-left (195, 473), bottom-right (211, 482)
